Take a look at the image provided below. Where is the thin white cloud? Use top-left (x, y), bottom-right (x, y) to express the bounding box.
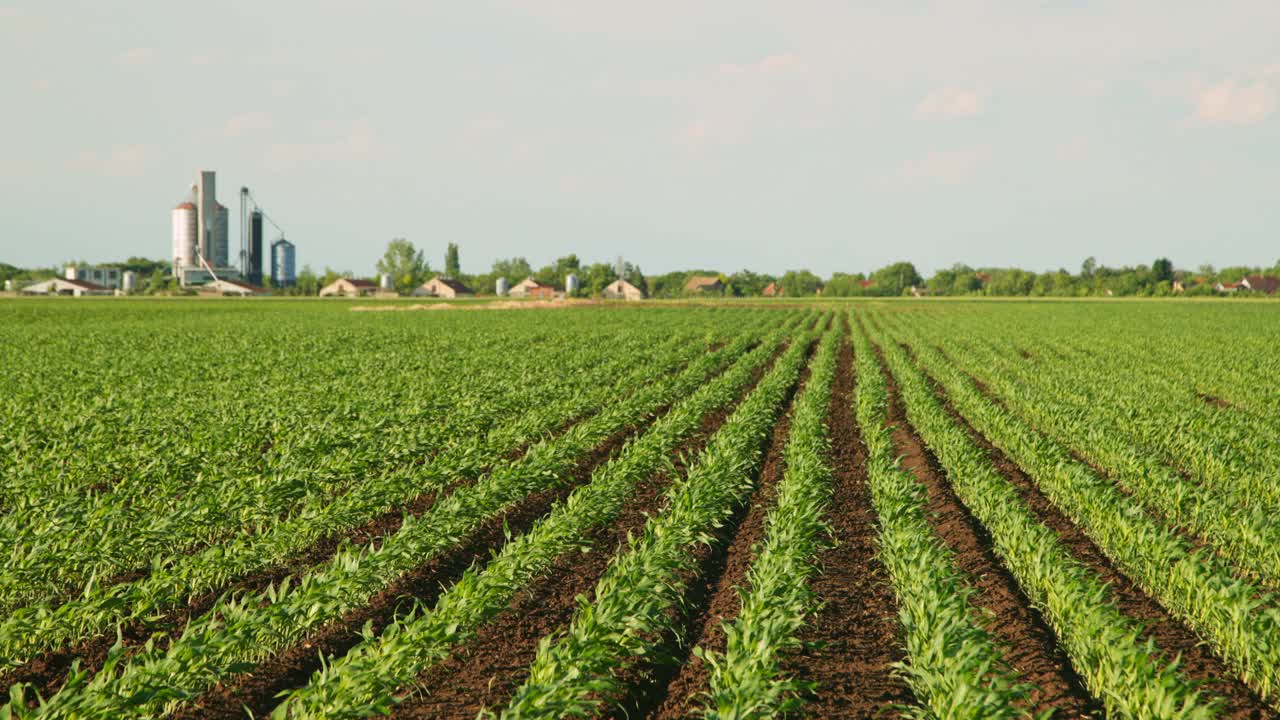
top-left (902, 148), bottom-right (983, 183)
top-left (685, 113), bottom-right (740, 143)
top-left (222, 112), bottom-right (274, 138)
top-left (719, 53), bottom-right (807, 75)
top-left (66, 144), bottom-right (153, 176)
top-left (1194, 79), bottom-right (1275, 126)
top-left (916, 88), bottom-right (983, 118)
top-left (116, 48), bottom-right (156, 66)
top-left (266, 118), bottom-right (387, 171)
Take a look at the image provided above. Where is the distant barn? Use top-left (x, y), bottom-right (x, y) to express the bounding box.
top-left (319, 278), bottom-right (378, 297)
top-left (603, 279), bottom-right (644, 301)
top-left (20, 278), bottom-right (112, 297)
top-left (684, 275), bottom-right (724, 294)
top-left (413, 276), bottom-right (475, 299)
top-left (762, 282), bottom-right (783, 297)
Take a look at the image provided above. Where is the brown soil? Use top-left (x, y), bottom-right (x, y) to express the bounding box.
top-left (918, 358), bottom-right (1272, 718)
top-left (876, 343), bottom-right (1102, 719)
top-left (779, 332), bottom-right (915, 718)
top-left (388, 344), bottom-right (789, 719)
top-left (1196, 392), bottom-right (1231, 409)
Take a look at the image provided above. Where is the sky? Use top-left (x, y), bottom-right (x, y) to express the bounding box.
top-left (2, 1), bottom-right (1278, 277)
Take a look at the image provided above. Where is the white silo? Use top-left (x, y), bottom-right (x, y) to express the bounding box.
top-left (495, 277), bottom-right (510, 296)
top-left (565, 272), bottom-right (580, 295)
top-left (379, 273), bottom-right (394, 291)
top-left (172, 201), bottom-right (197, 271)
top-left (3, 280), bottom-right (13, 292)
top-left (122, 271), bottom-right (137, 292)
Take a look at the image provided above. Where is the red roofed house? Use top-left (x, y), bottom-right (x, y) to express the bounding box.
top-left (762, 281), bottom-right (783, 297)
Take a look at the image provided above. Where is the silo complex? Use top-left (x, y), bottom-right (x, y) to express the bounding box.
top-left (172, 170), bottom-right (293, 287)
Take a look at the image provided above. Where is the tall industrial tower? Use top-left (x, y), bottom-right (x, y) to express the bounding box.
top-left (172, 170), bottom-right (234, 286)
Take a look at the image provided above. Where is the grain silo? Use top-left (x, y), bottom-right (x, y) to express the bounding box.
top-left (495, 277), bottom-right (510, 296)
top-left (172, 201), bottom-right (198, 272)
top-left (212, 204), bottom-right (230, 267)
top-left (380, 273), bottom-right (394, 290)
top-left (122, 271), bottom-right (137, 292)
top-left (565, 272), bottom-right (580, 295)
top-left (247, 209), bottom-right (264, 285)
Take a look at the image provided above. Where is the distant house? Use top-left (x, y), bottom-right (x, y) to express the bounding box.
top-left (199, 278), bottom-right (266, 297)
top-left (858, 279), bottom-right (876, 290)
top-left (413, 276), bottom-right (475, 299)
top-left (20, 278), bottom-right (112, 297)
top-left (909, 285), bottom-right (929, 298)
top-left (602, 279), bottom-right (644, 301)
top-left (684, 275), bottom-right (724, 294)
top-left (762, 282), bottom-right (783, 297)
top-left (319, 278), bottom-right (379, 297)
top-left (1239, 275), bottom-right (1280, 295)
top-left (509, 277), bottom-right (543, 298)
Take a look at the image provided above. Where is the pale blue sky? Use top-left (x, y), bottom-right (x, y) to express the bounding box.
top-left (2, 1), bottom-right (1277, 276)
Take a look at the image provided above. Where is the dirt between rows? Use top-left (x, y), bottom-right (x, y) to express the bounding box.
top-left (387, 342), bottom-right (789, 719)
top-left (919, 355), bottom-right (1272, 718)
top-left (779, 333), bottom-right (915, 718)
top-left (875, 340), bottom-right (1101, 719)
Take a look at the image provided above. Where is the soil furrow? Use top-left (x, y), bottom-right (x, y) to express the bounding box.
top-left (876, 343), bottom-right (1100, 719)
top-left (780, 332), bottom-right (914, 718)
top-left (388, 346), bottom-right (786, 719)
top-left (915, 355), bottom-right (1271, 718)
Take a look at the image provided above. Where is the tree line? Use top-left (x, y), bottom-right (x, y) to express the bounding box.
top-left (5, 243), bottom-right (1280, 298)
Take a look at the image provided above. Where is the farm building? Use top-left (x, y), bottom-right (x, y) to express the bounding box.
top-left (684, 275), bottom-right (724, 294)
top-left (526, 284), bottom-right (561, 300)
top-left (20, 278), bottom-right (112, 296)
top-left (198, 278), bottom-right (266, 296)
top-left (320, 278), bottom-right (379, 297)
top-left (602, 279), bottom-right (644, 301)
top-left (508, 277), bottom-right (544, 298)
top-left (1238, 276), bottom-right (1280, 294)
top-left (762, 282), bottom-right (783, 297)
top-left (413, 276), bottom-right (475, 298)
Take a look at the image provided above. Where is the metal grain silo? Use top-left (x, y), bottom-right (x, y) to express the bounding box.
top-left (247, 210), bottom-right (264, 284)
top-left (495, 277), bottom-right (510, 296)
top-left (380, 273), bottom-right (394, 290)
top-left (172, 202), bottom-right (198, 270)
top-left (565, 272), bottom-right (580, 295)
top-left (213, 204), bottom-right (230, 267)
top-left (122, 271), bottom-right (137, 292)
top-left (271, 237), bottom-right (296, 287)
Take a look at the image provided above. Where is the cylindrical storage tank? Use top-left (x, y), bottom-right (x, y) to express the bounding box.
top-left (495, 277), bottom-right (510, 296)
top-left (64, 266), bottom-right (78, 280)
top-left (565, 272), bottom-right (579, 295)
top-left (379, 273), bottom-right (393, 290)
top-left (213, 204), bottom-right (230, 267)
top-left (3, 280), bottom-right (13, 292)
top-left (122, 271), bottom-right (137, 292)
top-left (172, 202), bottom-right (197, 270)
top-left (248, 210), bottom-right (264, 284)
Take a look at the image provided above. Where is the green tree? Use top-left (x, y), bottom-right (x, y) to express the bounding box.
top-left (725, 269), bottom-right (772, 296)
top-left (1152, 257), bottom-right (1174, 283)
top-left (445, 243), bottom-right (461, 278)
top-left (779, 269), bottom-right (823, 296)
top-left (870, 262), bottom-right (923, 296)
top-left (376, 239), bottom-right (429, 294)
top-left (1081, 256), bottom-right (1097, 280)
top-left (296, 265), bottom-right (320, 296)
